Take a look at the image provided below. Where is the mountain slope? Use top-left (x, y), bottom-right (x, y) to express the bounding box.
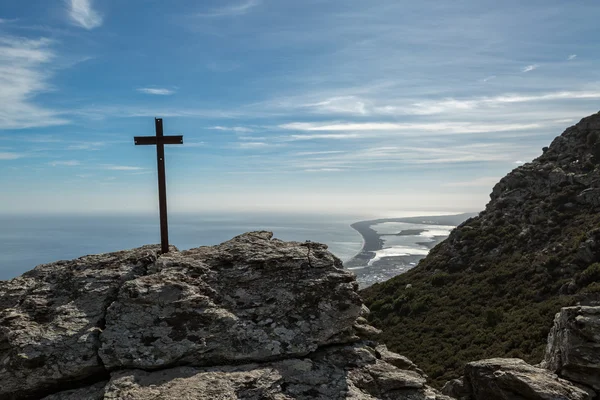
top-left (361, 111), bottom-right (600, 387)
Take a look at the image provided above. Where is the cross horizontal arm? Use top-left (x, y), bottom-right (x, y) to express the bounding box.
top-left (134, 135), bottom-right (184, 145)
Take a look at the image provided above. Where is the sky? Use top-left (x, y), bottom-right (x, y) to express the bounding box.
top-left (1, 0), bottom-right (600, 216)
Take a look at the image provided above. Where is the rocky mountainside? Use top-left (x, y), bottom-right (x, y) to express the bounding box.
top-left (362, 111), bottom-right (600, 386)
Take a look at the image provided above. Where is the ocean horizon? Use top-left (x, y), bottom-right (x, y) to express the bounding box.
top-left (0, 211), bottom-right (367, 281)
top-left (0, 211), bottom-right (464, 284)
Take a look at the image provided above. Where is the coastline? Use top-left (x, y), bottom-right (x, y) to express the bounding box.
top-left (344, 212), bottom-right (477, 287)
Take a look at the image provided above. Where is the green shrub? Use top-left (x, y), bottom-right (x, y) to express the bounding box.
top-left (577, 263), bottom-right (600, 286)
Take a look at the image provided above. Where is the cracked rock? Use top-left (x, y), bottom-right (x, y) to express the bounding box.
top-left (0, 246), bottom-right (159, 398)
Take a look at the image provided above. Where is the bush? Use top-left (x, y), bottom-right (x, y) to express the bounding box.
top-left (577, 263), bottom-right (600, 286)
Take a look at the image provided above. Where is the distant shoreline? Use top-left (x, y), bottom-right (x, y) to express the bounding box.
top-left (343, 213), bottom-right (478, 286)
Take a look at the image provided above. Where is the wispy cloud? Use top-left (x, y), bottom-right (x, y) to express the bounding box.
top-left (49, 160), bottom-right (80, 166)
top-left (0, 37), bottom-right (68, 130)
top-left (67, 141), bottom-right (106, 150)
top-left (286, 133), bottom-right (362, 141)
top-left (68, 0), bottom-right (103, 30)
top-left (211, 126), bottom-right (254, 133)
top-left (294, 150), bottom-right (346, 156)
top-left (0, 152), bottom-right (22, 160)
top-left (280, 121), bottom-right (542, 135)
top-left (196, 0), bottom-right (261, 17)
top-left (482, 75), bottom-right (496, 82)
top-left (237, 141), bottom-right (270, 149)
top-left (137, 87), bottom-right (175, 96)
top-left (567, 54), bottom-right (577, 61)
top-left (304, 168), bottom-right (343, 172)
top-left (522, 64), bottom-right (538, 73)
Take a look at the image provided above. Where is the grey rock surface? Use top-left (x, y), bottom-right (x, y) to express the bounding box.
top-left (4, 232), bottom-right (438, 399)
top-left (441, 378), bottom-right (470, 400)
top-left (101, 343), bottom-right (451, 400)
top-left (464, 358), bottom-right (592, 400)
top-left (99, 232), bottom-right (363, 369)
top-left (41, 381), bottom-right (107, 400)
top-left (543, 306), bottom-right (600, 391)
top-left (0, 246), bottom-right (159, 398)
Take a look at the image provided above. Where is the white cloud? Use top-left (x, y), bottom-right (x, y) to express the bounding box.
top-left (286, 133), bottom-right (362, 141)
top-left (294, 150), bottom-right (346, 156)
top-left (522, 64), bottom-right (538, 73)
top-left (515, 160), bottom-right (525, 164)
top-left (567, 54), bottom-right (577, 61)
top-left (237, 142), bottom-right (269, 148)
top-left (68, 0), bottom-right (103, 30)
top-left (0, 37), bottom-right (68, 130)
top-left (67, 141), bottom-right (106, 150)
top-left (137, 88), bottom-right (175, 96)
top-left (482, 75), bottom-right (496, 82)
top-left (49, 160), bottom-right (80, 166)
top-left (280, 121), bottom-right (542, 135)
top-left (0, 152), bottom-right (22, 160)
top-left (405, 90), bottom-right (600, 116)
top-left (304, 96), bottom-right (368, 115)
top-left (196, 0), bottom-right (261, 17)
top-left (304, 168), bottom-right (343, 172)
top-left (211, 126), bottom-right (254, 133)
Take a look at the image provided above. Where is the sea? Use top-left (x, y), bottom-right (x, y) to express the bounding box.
top-left (0, 212), bottom-right (456, 285)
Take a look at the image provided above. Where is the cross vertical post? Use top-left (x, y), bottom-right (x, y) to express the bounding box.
top-left (155, 118), bottom-right (169, 254)
top-left (134, 118), bottom-right (183, 254)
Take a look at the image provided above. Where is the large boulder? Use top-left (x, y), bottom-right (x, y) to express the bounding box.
top-left (542, 306), bottom-right (600, 391)
top-left (99, 232), bottom-right (363, 369)
top-left (463, 358), bottom-right (592, 400)
top-left (2, 232), bottom-right (447, 399)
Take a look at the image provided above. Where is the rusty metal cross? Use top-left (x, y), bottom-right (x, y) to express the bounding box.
top-left (134, 118), bottom-right (183, 254)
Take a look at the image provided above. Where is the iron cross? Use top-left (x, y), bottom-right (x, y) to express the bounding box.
top-left (134, 118), bottom-right (183, 254)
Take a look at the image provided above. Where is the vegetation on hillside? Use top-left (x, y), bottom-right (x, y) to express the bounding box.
top-left (361, 114), bottom-right (600, 387)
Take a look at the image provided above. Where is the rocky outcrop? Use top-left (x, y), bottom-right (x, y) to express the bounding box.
top-left (543, 306), bottom-right (600, 391)
top-left (0, 232), bottom-right (448, 399)
top-left (362, 111), bottom-right (600, 385)
top-left (461, 358), bottom-right (592, 400)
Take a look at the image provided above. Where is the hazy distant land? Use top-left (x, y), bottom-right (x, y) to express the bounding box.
top-left (345, 213), bottom-right (478, 287)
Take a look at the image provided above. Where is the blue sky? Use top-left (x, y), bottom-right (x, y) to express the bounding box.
top-left (1, 0), bottom-right (600, 216)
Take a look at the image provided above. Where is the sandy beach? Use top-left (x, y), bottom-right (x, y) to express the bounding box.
top-left (344, 213), bottom-right (477, 287)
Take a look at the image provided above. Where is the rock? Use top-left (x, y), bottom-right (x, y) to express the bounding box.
top-left (63, 343), bottom-right (450, 400)
top-left (99, 232), bottom-right (363, 370)
top-left (41, 381), bottom-right (107, 400)
top-left (543, 306), bottom-right (600, 391)
top-left (578, 188), bottom-right (600, 207)
top-left (4, 232), bottom-right (444, 399)
top-left (441, 378), bottom-right (470, 400)
top-left (0, 246), bottom-right (160, 398)
top-left (375, 345), bottom-right (427, 376)
top-left (464, 358), bottom-right (592, 400)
